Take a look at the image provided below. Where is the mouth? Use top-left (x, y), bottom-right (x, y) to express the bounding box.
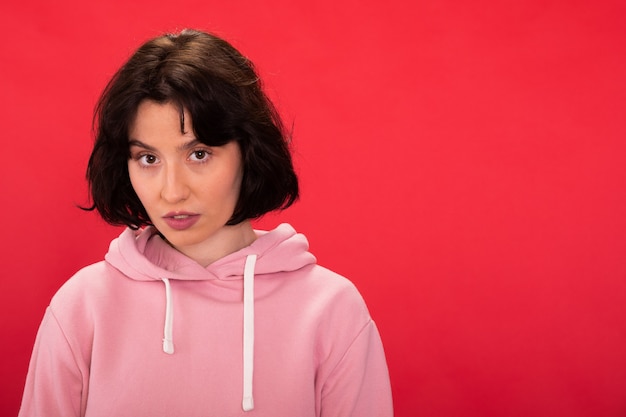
top-left (161, 212), bottom-right (200, 231)
top-left (164, 211), bottom-right (197, 218)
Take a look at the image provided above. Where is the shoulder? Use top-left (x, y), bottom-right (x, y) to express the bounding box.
top-left (51, 261), bottom-right (110, 299)
top-left (293, 264), bottom-right (373, 330)
top-left (49, 261), bottom-right (121, 321)
top-left (308, 265), bottom-right (366, 302)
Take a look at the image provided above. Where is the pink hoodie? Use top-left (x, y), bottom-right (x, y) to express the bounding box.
top-left (19, 224), bottom-right (393, 416)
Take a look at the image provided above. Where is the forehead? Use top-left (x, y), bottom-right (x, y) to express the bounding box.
top-left (129, 100), bottom-right (191, 140)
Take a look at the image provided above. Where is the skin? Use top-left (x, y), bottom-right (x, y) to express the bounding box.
top-left (128, 100), bottom-right (257, 266)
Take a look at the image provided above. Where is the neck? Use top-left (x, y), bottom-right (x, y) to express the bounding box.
top-left (173, 221), bottom-right (257, 267)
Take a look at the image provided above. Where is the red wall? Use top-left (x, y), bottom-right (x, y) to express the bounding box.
top-left (1, 1), bottom-right (625, 416)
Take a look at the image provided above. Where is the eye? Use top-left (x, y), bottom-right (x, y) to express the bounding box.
top-left (135, 153), bottom-right (160, 166)
top-left (189, 149), bottom-right (211, 162)
top-left (144, 155), bottom-right (157, 164)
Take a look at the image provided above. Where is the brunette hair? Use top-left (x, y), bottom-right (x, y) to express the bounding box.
top-left (86, 29), bottom-right (298, 227)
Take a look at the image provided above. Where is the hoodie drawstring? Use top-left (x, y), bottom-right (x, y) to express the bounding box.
top-left (242, 254), bottom-right (257, 411)
top-left (162, 278), bottom-right (175, 354)
top-left (159, 255), bottom-right (257, 411)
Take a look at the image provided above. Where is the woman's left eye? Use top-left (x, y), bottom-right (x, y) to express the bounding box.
top-left (189, 150), bottom-right (210, 162)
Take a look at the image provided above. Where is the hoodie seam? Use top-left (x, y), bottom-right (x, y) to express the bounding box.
top-left (47, 306), bottom-right (86, 416)
top-left (320, 317), bottom-right (373, 400)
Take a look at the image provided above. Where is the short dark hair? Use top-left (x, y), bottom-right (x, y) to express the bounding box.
top-left (86, 29), bottom-right (298, 228)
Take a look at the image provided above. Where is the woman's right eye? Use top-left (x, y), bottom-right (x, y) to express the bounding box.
top-left (137, 154), bottom-right (159, 166)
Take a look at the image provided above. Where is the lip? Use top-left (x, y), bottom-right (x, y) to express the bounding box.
top-left (161, 212), bottom-right (200, 231)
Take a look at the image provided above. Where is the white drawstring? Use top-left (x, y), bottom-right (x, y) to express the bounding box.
top-left (242, 254), bottom-right (257, 411)
top-left (162, 278), bottom-right (175, 354)
top-left (160, 257), bottom-right (256, 410)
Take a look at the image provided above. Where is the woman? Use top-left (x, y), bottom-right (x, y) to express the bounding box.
top-left (19, 29), bottom-right (393, 417)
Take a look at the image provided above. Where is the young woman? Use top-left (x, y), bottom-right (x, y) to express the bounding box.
top-left (19, 29), bottom-right (393, 417)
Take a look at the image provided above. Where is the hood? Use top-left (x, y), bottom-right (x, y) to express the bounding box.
top-left (104, 223), bottom-right (316, 412)
top-left (105, 223), bottom-right (316, 282)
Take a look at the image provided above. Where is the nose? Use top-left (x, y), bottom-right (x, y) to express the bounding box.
top-left (160, 163), bottom-right (190, 203)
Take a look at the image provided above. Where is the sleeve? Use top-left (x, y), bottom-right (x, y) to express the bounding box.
top-left (18, 307), bottom-right (86, 417)
top-left (320, 320), bottom-right (394, 417)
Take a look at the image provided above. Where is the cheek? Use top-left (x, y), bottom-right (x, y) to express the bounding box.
top-left (127, 165), bottom-right (151, 205)
top-left (232, 169), bottom-right (243, 193)
top-left (127, 164), bottom-right (139, 193)
top-left (227, 168), bottom-right (244, 204)
top-left (231, 162), bottom-right (244, 192)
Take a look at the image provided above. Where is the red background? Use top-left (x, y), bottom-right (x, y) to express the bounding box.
top-left (1, 1), bottom-right (625, 416)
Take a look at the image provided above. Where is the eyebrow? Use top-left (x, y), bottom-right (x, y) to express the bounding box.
top-left (128, 139), bottom-right (156, 151)
top-left (128, 138), bottom-right (204, 152)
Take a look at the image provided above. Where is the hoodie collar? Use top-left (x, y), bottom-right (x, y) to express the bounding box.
top-left (105, 223), bottom-right (316, 282)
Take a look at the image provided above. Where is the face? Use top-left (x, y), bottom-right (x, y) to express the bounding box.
top-left (128, 100), bottom-right (247, 263)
